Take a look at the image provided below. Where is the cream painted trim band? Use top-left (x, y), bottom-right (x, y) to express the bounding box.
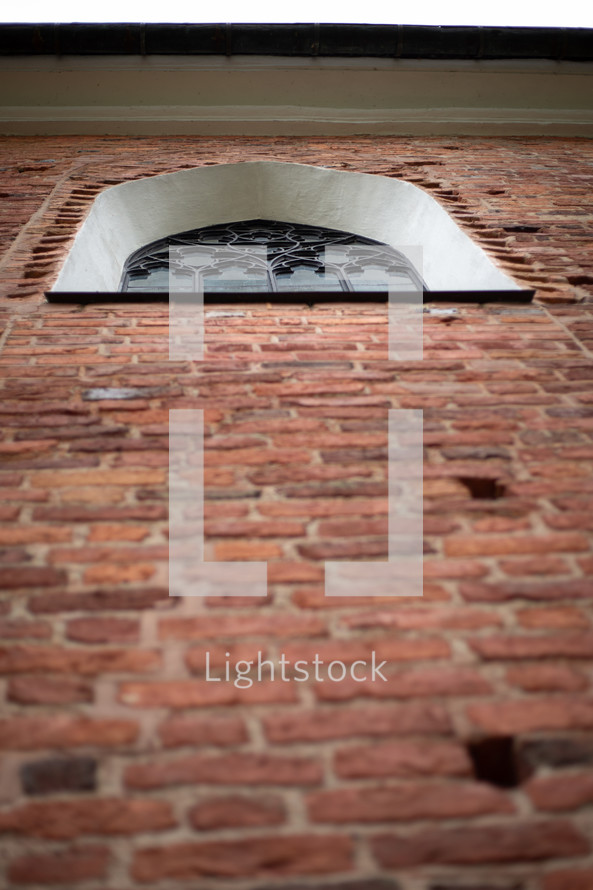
top-left (2, 106), bottom-right (593, 136)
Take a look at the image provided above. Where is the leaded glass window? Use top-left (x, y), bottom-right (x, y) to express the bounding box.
top-left (120, 219), bottom-right (426, 294)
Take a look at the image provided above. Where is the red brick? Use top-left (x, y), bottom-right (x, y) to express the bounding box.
top-left (213, 540), bottom-right (283, 560)
top-left (47, 544), bottom-right (167, 565)
top-left (461, 579), bottom-right (593, 602)
top-left (517, 606), bottom-right (590, 629)
top-left (126, 751), bottom-right (322, 789)
top-left (7, 676), bottom-right (94, 704)
top-left (29, 468), bottom-right (166, 487)
top-left (315, 667), bottom-right (491, 702)
top-left (87, 523), bottom-right (151, 541)
top-left (0, 567), bottom-right (66, 589)
top-left (0, 505), bottom-right (20, 520)
top-left (501, 556), bottom-right (570, 575)
top-left (334, 739), bottom-right (471, 778)
top-left (158, 715), bottom-right (248, 748)
top-left (544, 868), bottom-right (593, 890)
top-left (308, 781), bottom-right (513, 823)
top-left (159, 613), bottom-right (326, 640)
top-left (371, 820), bottom-right (589, 867)
top-left (189, 795), bottom-right (285, 830)
top-left (446, 532), bottom-right (589, 557)
top-left (29, 586), bottom-right (170, 612)
top-left (118, 679), bottom-right (296, 708)
top-left (0, 526), bottom-right (72, 544)
top-left (263, 703), bottom-right (452, 742)
top-left (0, 619), bottom-right (51, 639)
top-left (132, 835), bottom-right (353, 881)
top-left (0, 798), bottom-right (174, 839)
top-left (282, 638), bottom-right (449, 664)
top-left (258, 498), bottom-right (387, 518)
top-left (470, 633), bottom-right (593, 660)
top-left (0, 644), bottom-right (160, 674)
top-left (341, 607), bottom-right (501, 631)
top-left (0, 716), bottom-right (137, 749)
top-left (423, 559), bottom-right (489, 579)
top-left (527, 772), bottom-right (593, 811)
top-left (467, 697), bottom-right (593, 734)
top-left (66, 617), bottom-right (139, 643)
top-left (8, 845), bottom-right (109, 885)
top-left (506, 664), bottom-right (587, 692)
top-left (205, 519), bottom-right (305, 537)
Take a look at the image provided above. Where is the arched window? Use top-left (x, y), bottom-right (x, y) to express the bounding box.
top-left (120, 219), bottom-right (426, 296)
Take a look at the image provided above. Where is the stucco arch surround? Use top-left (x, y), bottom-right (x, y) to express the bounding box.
top-left (52, 160), bottom-right (519, 293)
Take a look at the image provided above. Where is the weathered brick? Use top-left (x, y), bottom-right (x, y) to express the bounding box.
top-left (0, 619), bottom-right (51, 639)
top-left (0, 566), bottom-right (66, 589)
top-left (263, 703), bottom-right (452, 742)
top-left (0, 716), bottom-right (138, 749)
top-left (308, 782), bottom-right (513, 823)
top-left (7, 675), bottom-right (94, 704)
top-left (66, 617), bottom-right (139, 643)
top-left (506, 664), bottom-right (587, 692)
top-left (119, 678), bottom-right (297, 708)
top-left (158, 714), bottom-right (248, 748)
top-left (316, 667), bottom-right (491, 702)
top-left (371, 820), bottom-right (589, 867)
top-left (29, 586), bottom-right (170, 612)
top-left (543, 868), bottom-right (593, 890)
top-left (189, 795), bottom-right (285, 830)
top-left (517, 736), bottom-right (593, 773)
top-left (0, 798), bottom-right (174, 839)
top-left (334, 739), bottom-right (471, 778)
top-left (159, 613), bottom-right (326, 640)
top-left (125, 752), bottom-right (323, 789)
top-left (20, 757), bottom-right (97, 795)
top-left (446, 532), bottom-right (589, 557)
top-left (0, 644), bottom-right (160, 674)
top-left (132, 835), bottom-right (353, 881)
top-left (467, 698), bottom-right (593, 734)
top-left (470, 633), bottom-right (593, 660)
top-left (8, 845), bottom-right (109, 885)
top-left (526, 772), bottom-right (593, 811)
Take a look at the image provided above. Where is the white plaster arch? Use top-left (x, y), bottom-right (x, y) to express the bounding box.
top-left (52, 161), bottom-right (519, 293)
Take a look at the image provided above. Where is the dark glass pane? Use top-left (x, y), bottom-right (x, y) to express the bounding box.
top-left (121, 219), bottom-right (426, 295)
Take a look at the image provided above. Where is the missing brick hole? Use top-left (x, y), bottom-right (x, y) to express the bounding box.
top-left (458, 477), bottom-right (506, 500)
top-left (502, 225), bottom-right (541, 233)
top-left (467, 736), bottom-right (519, 788)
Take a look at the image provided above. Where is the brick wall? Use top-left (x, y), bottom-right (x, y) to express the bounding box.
top-left (0, 135), bottom-right (592, 890)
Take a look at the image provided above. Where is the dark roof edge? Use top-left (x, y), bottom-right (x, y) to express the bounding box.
top-left (1, 23), bottom-right (592, 60)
